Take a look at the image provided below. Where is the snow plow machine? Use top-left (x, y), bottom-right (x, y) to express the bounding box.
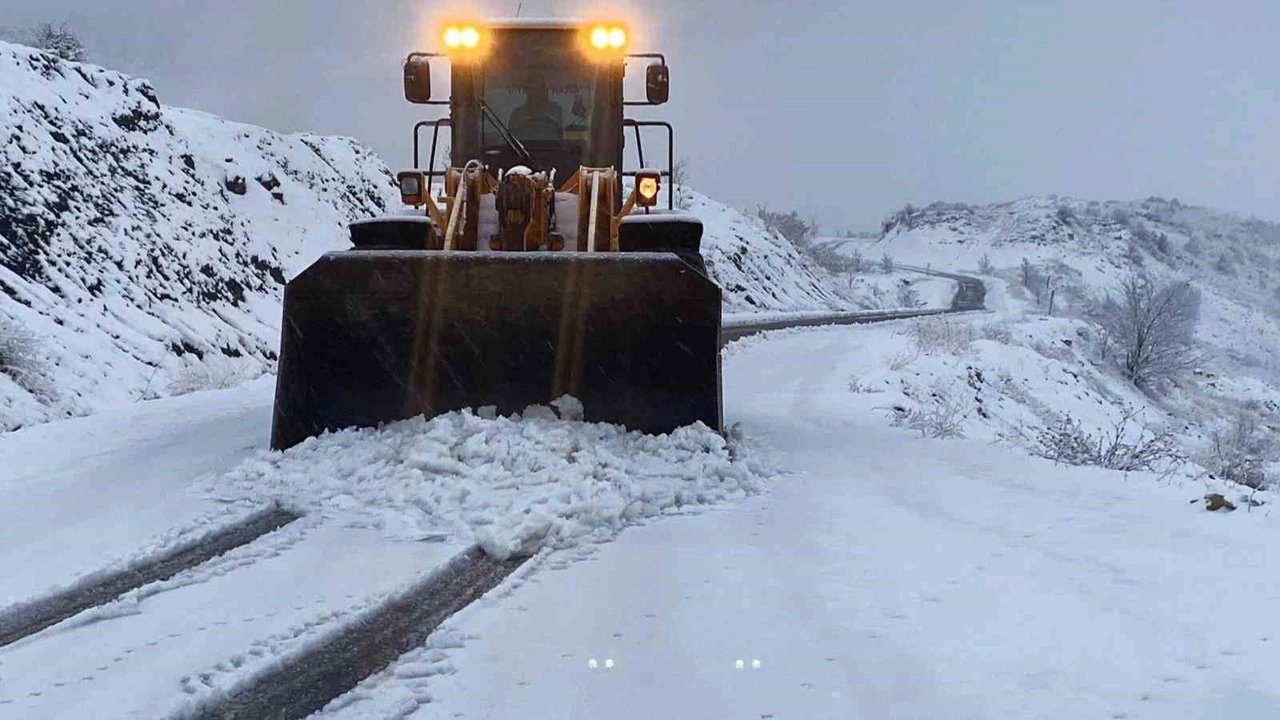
top-left (270, 19), bottom-right (722, 450)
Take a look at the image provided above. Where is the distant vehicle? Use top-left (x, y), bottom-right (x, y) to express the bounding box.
top-left (270, 19), bottom-right (722, 450)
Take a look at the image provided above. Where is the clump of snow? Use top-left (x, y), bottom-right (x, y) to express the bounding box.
top-left (202, 408), bottom-right (768, 560)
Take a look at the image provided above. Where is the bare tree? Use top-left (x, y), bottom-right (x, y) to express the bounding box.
top-left (27, 22), bottom-right (87, 61)
top-left (671, 156), bottom-right (693, 210)
top-left (977, 253), bottom-right (995, 275)
top-left (1020, 258), bottom-right (1043, 302)
top-left (1091, 272), bottom-right (1202, 389)
top-left (880, 254), bottom-right (894, 273)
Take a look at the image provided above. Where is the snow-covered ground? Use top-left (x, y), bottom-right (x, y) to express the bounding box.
top-left (321, 316), bottom-right (1280, 720)
top-left (0, 378), bottom-right (764, 717)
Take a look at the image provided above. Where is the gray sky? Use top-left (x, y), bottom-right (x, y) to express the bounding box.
top-left (4, 0), bottom-right (1278, 232)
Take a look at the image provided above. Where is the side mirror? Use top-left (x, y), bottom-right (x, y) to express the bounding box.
top-left (404, 56), bottom-right (432, 103)
top-left (646, 63), bottom-right (669, 105)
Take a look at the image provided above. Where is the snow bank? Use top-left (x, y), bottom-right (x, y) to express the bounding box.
top-left (0, 42), bottom-right (397, 429)
top-left (202, 407), bottom-right (768, 560)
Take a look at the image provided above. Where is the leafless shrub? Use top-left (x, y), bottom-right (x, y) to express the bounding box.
top-left (0, 317), bottom-right (52, 399)
top-left (1204, 409), bottom-right (1277, 489)
top-left (756, 205), bottom-right (814, 248)
top-left (847, 378), bottom-right (884, 394)
top-left (885, 348), bottom-right (918, 371)
top-left (908, 317), bottom-right (974, 355)
top-left (888, 383), bottom-right (969, 439)
top-left (845, 248), bottom-right (871, 273)
top-left (1036, 410), bottom-right (1184, 473)
top-left (880, 254), bottom-right (895, 273)
top-left (167, 358), bottom-right (263, 396)
top-left (857, 285), bottom-right (890, 310)
top-left (978, 322), bottom-right (1014, 344)
top-left (896, 281), bottom-right (925, 309)
top-left (977, 253), bottom-right (995, 275)
top-left (1088, 272), bottom-right (1202, 389)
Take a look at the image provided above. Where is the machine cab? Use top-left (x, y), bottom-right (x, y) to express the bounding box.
top-left (404, 20), bottom-right (671, 208)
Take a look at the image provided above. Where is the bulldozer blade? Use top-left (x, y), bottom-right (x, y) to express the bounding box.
top-left (270, 251), bottom-right (722, 450)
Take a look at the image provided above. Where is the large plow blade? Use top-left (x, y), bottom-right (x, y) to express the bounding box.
top-left (270, 251), bottom-right (722, 450)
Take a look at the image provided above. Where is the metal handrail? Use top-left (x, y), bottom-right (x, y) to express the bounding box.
top-left (621, 119), bottom-right (675, 209)
top-left (412, 118), bottom-right (452, 196)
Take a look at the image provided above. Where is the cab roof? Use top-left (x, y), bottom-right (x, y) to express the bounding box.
top-left (486, 18), bottom-right (583, 30)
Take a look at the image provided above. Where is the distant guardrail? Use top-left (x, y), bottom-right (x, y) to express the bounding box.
top-left (721, 264), bottom-right (985, 345)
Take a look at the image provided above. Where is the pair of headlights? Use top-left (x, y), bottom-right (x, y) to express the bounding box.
top-left (440, 23), bottom-right (629, 54)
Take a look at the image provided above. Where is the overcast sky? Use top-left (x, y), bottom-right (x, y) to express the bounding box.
top-left (3, 0), bottom-right (1278, 232)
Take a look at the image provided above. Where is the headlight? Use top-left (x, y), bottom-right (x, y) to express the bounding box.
top-left (590, 27), bottom-right (610, 50)
top-left (443, 24), bottom-right (485, 53)
top-left (636, 171), bottom-right (660, 208)
top-left (397, 171), bottom-right (426, 205)
top-left (586, 24), bottom-right (629, 54)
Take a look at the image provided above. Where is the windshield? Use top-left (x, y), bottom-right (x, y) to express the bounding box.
top-left (482, 31), bottom-right (597, 147)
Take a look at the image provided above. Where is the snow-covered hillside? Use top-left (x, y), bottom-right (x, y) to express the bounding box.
top-left (686, 190), bottom-right (846, 313)
top-left (0, 42), bottom-right (398, 430)
top-left (813, 196), bottom-right (1280, 494)
top-left (0, 44), bottom-right (845, 431)
top-left (854, 196), bottom-right (1280, 383)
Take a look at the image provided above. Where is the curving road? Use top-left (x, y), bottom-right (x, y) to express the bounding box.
top-left (722, 265), bottom-right (986, 345)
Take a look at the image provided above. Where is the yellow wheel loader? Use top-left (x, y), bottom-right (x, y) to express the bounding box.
top-left (270, 19), bottom-right (722, 450)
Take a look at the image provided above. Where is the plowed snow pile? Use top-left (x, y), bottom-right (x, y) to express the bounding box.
top-left (202, 406), bottom-right (768, 559)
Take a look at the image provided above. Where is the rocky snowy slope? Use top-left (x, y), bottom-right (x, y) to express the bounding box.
top-left (0, 42), bottom-right (398, 430)
top-left (813, 196), bottom-right (1280, 494)
top-left (0, 43), bottom-right (844, 431)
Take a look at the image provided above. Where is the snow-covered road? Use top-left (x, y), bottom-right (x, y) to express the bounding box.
top-left (344, 323), bottom-right (1280, 720)
top-left (0, 378), bottom-right (276, 608)
top-left (5, 318), bottom-right (1280, 719)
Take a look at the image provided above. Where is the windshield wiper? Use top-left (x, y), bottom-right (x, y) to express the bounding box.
top-left (479, 100), bottom-right (535, 167)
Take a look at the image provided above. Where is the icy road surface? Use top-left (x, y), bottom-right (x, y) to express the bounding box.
top-left (332, 323), bottom-right (1280, 720)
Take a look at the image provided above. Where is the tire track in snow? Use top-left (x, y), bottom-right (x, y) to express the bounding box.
top-left (178, 546), bottom-right (523, 720)
top-left (0, 506), bottom-right (301, 648)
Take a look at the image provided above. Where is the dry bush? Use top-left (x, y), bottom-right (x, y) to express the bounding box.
top-left (896, 282), bottom-right (925, 308)
top-left (978, 322), bottom-right (1014, 344)
top-left (1204, 409), bottom-right (1276, 489)
top-left (847, 378), bottom-right (884, 394)
top-left (885, 349), bottom-right (918, 371)
top-left (1036, 410), bottom-right (1184, 473)
top-left (0, 317), bottom-right (52, 399)
top-left (167, 358), bottom-right (263, 396)
top-left (908, 317), bottom-right (974, 355)
top-left (888, 382), bottom-right (970, 439)
top-left (977, 253), bottom-right (995, 275)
